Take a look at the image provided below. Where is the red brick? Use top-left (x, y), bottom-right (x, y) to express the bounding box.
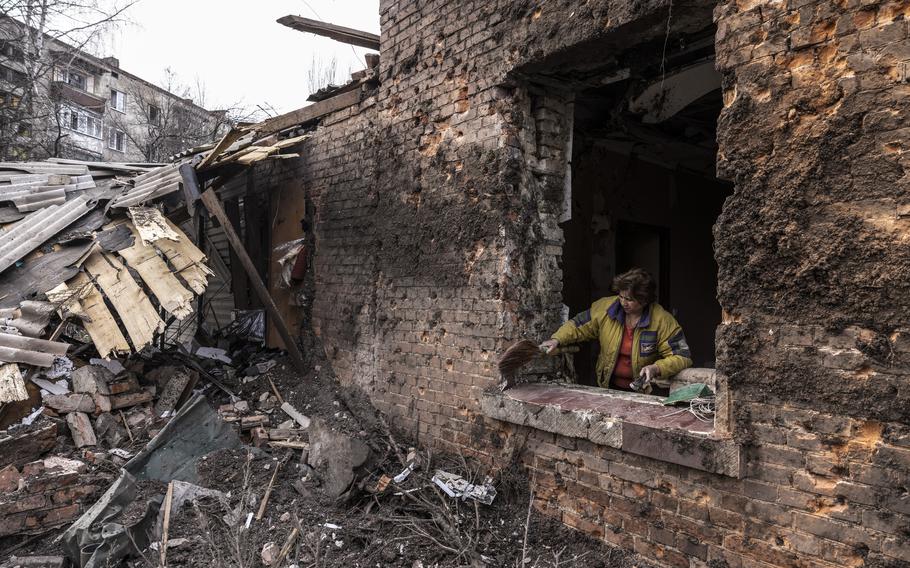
top-left (0, 494), bottom-right (46, 516)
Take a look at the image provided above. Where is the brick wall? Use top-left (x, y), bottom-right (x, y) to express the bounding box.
top-left (0, 457), bottom-right (98, 536)
top-left (247, 0), bottom-right (910, 565)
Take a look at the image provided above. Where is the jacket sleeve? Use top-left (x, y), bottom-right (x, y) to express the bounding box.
top-left (654, 317), bottom-right (693, 378)
top-left (551, 305), bottom-right (602, 346)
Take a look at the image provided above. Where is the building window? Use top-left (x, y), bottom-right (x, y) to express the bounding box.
top-left (109, 128), bottom-right (125, 152)
top-left (149, 104), bottom-right (160, 125)
top-left (110, 89), bottom-right (126, 112)
top-left (0, 41), bottom-right (24, 63)
top-left (0, 90), bottom-right (21, 108)
top-left (62, 107), bottom-right (103, 139)
top-left (0, 64), bottom-right (26, 86)
top-left (66, 71), bottom-right (86, 91)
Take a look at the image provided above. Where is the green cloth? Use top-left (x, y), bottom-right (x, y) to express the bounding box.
top-left (662, 383), bottom-right (714, 405)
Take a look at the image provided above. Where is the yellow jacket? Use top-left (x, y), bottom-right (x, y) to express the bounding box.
top-left (551, 296), bottom-right (693, 388)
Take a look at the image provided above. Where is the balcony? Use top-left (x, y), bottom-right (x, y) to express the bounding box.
top-left (51, 81), bottom-right (105, 112)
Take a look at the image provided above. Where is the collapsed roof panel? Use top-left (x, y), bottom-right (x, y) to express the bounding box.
top-left (0, 195), bottom-right (95, 274)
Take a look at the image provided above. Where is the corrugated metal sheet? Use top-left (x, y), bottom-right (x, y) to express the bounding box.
top-left (0, 174), bottom-right (96, 211)
top-left (0, 331), bottom-right (69, 367)
top-left (0, 195), bottom-right (94, 274)
top-left (109, 163), bottom-right (183, 208)
top-left (0, 162), bottom-right (89, 176)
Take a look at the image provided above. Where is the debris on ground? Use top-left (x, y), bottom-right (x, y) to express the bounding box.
top-left (0, 327), bottom-right (649, 567)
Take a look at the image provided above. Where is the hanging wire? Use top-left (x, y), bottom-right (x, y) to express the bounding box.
top-left (299, 0), bottom-right (368, 69)
top-left (658, 0), bottom-right (674, 94)
top-left (662, 396), bottom-right (716, 423)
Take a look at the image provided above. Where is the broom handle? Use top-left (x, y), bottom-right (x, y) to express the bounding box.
top-left (550, 346), bottom-right (580, 355)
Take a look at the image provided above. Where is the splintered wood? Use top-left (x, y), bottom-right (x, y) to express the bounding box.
top-left (127, 206), bottom-right (180, 246)
top-left (66, 274), bottom-right (130, 358)
top-left (84, 251), bottom-right (164, 351)
top-left (153, 219), bottom-right (214, 295)
top-left (0, 363), bottom-right (27, 402)
top-left (118, 224), bottom-right (195, 320)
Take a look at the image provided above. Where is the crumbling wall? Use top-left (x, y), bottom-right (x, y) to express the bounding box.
top-left (265, 0), bottom-right (910, 566)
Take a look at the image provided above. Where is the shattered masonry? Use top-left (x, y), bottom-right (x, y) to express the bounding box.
top-left (230, 1), bottom-right (909, 567)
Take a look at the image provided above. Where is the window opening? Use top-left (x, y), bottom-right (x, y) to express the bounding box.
top-left (110, 89), bottom-right (125, 112)
top-left (108, 128), bottom-right (125, 151)
top-left (556, 32), bottom-right (730, 392)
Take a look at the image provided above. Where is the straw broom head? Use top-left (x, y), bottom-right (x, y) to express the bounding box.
top-left (497, 339), bottom-right (542, 375)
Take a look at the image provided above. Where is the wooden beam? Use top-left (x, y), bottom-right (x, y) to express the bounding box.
top-left (277, 15), bottom-right (379, 50)
top-left (248, 88), bottom-right (361, 137)
top-left (197, 186), bottom-right (306, 374)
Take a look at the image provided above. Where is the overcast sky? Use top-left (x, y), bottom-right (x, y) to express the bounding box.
top-left (103, 0), bottom-right (380, 116)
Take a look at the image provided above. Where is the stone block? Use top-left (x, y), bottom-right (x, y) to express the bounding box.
top-left (71, 364), bottom-right (114, 394)
top-left (0, 464), bottom-right (23, 492)
top-left (65, 412), bottom-right (96, 448)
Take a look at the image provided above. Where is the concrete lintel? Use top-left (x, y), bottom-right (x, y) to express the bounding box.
top-left (481, 385), bottom-right (741, 478)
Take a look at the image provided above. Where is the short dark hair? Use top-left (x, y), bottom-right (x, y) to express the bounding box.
top-left (612, 268), bottom-right (656, 305)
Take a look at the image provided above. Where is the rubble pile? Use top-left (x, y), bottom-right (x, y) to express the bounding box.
top-left (0, 335), bottom-right (643, 568)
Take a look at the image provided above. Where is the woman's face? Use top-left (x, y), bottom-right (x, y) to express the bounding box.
top-left (618, 290), bottom-right (643, 315)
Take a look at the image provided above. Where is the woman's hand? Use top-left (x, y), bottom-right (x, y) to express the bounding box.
top-left (640, 364), bottom-right (661, 382)
top-left (539, 339), bottom-right (559, 355)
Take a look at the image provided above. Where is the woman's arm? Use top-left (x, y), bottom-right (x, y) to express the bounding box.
top-left (550, 304), bottom-right (603, 347)
top-left (653, 323), bottom-right (693, 379)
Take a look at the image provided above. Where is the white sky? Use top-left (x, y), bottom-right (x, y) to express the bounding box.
top-left (103, 0), bottom-right (380, 116)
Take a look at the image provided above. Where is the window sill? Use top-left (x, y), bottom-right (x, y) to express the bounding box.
top-left (481, 383), bottom-right (742, 477)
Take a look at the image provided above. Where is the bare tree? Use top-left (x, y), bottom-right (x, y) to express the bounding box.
top-left (0, 0), bottom-right (134, 160)
top-left (106, 67), bottom-right (256, 162)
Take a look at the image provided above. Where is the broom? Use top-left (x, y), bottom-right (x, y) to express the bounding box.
top-left (497, 339), bottom-right (579, 375)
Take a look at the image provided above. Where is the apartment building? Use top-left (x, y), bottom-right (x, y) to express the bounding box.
top-left (0, 17), bottom-right (226, 162)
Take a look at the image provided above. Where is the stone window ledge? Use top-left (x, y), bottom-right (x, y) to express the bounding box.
top-left (481, 383), bottom-right (742, 478)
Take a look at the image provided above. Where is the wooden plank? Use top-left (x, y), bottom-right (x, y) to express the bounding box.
top-left (244, 182), bottom-right (268, 309)
top-left (198, 187), bottom-right (306, 374)
top-left (62, 275), bottom-right (130, 358)
top-left (277, 15), bottom-right (380, 50)
top-left (0, 363), bottom-right (27, 402)
top-left (110, 389), bottom-right (154, 409)
top-left (267, 181), bottom-right (307, 348)
top-left (153, 220), bottom-right (214, 295)
top-left (248, 88), bottom-right (361, 137)
top-left (197, 128), bottom-right (244, 171)
top-left (118, 224), bottom-right (195, 320)
top-left (223, 198), bottom-right (250, 309)
top-left (83, 251), bottom-right (164, 351)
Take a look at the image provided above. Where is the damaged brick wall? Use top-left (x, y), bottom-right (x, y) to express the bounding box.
top-left (0, 457), bottom-right (97, 536)
top-left (251, 0), bottom-right (910, 566)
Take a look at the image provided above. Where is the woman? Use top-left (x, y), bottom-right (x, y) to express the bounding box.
top-left (540, 268), bottom-right (692, 394)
